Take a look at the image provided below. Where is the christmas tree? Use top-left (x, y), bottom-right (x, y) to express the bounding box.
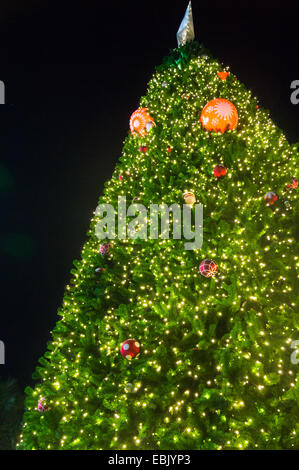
top-left (19, 3), bottom-right (299, 450)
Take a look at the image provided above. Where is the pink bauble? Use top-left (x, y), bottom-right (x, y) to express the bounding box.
top-left (37, 397), bottom-right (48, 412)
top-left (120, 339), bottom-right (140, 360)
top-left (99, 243), bottom-right (110, 255)
top-left (200, 259), bottom-right (218, 278)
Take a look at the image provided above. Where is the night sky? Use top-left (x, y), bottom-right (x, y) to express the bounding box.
top-left (0, 0), bottom-right (299, 390)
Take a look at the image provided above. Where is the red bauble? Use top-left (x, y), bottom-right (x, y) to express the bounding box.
top-left (139, 145), bottom-right (148, 153)
top-left (200, 98), bottom-right (238, 134)
top-left (291, 178), bottom-right (298, 188)
top-left (167, 146), bottom-right (171, 153)
top-left (214, 164), bottom-right (227, 178)
top-left (119, 174), bottom-right (123, 181)
top-left (286, 178), bottom-right (298, 190)
top-left (200, 259), bottom-right (218, 278)
top-left (120, 339), bottom-right (140, 360)
top-left (264, 191), bottom-right (278, 205)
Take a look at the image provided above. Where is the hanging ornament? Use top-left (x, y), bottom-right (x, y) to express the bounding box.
top-left (183, 191), bottom-right (196, 206)
top-left (214, 164), bottom-right (227, 178)
top-left (130, 108), bottom-right (155, 137)
top-left (119, 170), bottom-right (131, 180)
top-left (181, 93), bottom-right (190, 99)
top-left (120, 339), bottom-right (140, 360)
top-left (95, 267), bottom-right (106, 273)
top-left (37, 397), bottom-right (48, 413)
top-left (217, 71), bottom-right (230, 81)
top-left (139, 145), bottom-right (148, 153)
top-left (264, 191), bottom-right (278, 205)
top-left (124, 383), bottom-right (134, 393)
top-left (162, 81), bottom-right (167, 87)
top-left (200, 98), bottom-right (238, 134)
top-left (99, 243), bottom-right (110, 256)
top-left (145, 121), bottom-right (155, 132)
top-left (200, 259), bottom-right (218, 278)
top-left (167, 146), bottom-right (171, 153)
top-left (285, 178), bottom-right (298, 190)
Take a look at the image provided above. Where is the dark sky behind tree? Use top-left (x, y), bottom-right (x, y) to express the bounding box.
top-left (0, 0), bottom-right (298, 388)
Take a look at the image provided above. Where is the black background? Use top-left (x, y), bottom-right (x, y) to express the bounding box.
top-left (0, 0), bottom-right (298, 389)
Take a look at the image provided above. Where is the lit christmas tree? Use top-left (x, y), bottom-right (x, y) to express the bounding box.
top-left (19, 3), bottom-right (299, 450)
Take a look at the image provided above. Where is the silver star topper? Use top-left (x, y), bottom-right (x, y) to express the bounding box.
top-left (177, 1), bottom-right (195, 47)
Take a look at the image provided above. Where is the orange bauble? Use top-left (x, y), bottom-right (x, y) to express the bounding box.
top-left (129, 108), bottom-right (155, 137)
top-left (200, 98), bottom-right (238, 134)
top-left (217, 71), bottom-right (230, 81)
